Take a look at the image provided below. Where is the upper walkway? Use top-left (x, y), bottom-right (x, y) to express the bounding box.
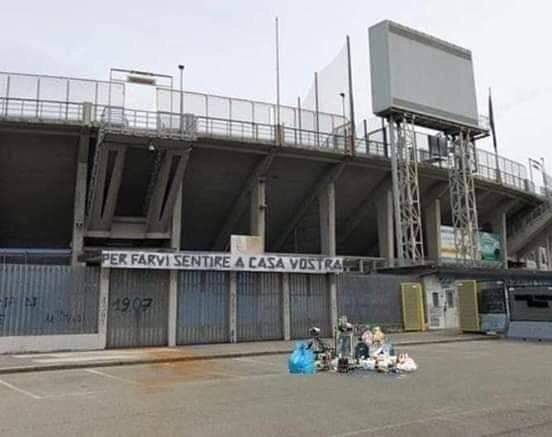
top-left (0, 71), bottom-right (534, 196)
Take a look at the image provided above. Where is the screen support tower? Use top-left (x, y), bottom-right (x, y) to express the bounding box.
top-left (448, 129), bottom-right (480, 264)
top-left (389, 114), bottom-right (425, 264)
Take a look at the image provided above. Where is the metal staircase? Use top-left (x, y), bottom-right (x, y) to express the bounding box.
top-left (508, 200), bottom-right (552, 256)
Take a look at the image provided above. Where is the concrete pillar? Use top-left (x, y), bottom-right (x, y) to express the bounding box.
top-left (491, 212), bottom-right (508, 269)
top-left (71, 133), bottom-right (90, 266)
top-left (98, 267), bottom-right (110, 349)
top-left (536, 247), bottom-right (542, 270)
top-left (282, 273), bottom-right (291, 340)
top-left (168, 184), bottom-right (183, 347)
top-left (168, 273), bottom-right (178, 347)
top-left (171, 185), bottom-right (183, 250)
top-left (376, 188), bottom-right (395, 264)
top-left (250, 178), bottom-right (266, 244)
top-left (229, 271), bottom-right (237, 343)
top-left (546, 236), bottom-right (552, 270)
top-left (424, 198), bottom-right (441, 262)
top-left (319, 181), bottom-right (337, 334)
top-left (328, 274), bottom-right (338, 334)
top-left (319, 181), bottom-right (336, 256)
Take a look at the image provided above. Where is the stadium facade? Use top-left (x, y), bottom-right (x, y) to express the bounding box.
top-left (1, 21), bottom-right (552, 352)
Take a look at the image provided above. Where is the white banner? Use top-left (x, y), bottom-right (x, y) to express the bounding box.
top-left (102, 251), bottom-right (344, 274)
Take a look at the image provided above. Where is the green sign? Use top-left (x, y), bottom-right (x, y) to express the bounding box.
top-left (479, 231), bottom-right (501, 261)
top-left (440, 226), bottom-right (501, 261)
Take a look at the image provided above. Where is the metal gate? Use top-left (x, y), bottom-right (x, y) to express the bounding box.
top-left (107, 269), bottom-right (169, 348)
top-left (176, 271), bottom-right (228, 345)
top-left (337, 274), bottom-right (405, 329)
top-left (401, 282), bottom-right (424, 331)
top-left (289, 274), bottom-right (330, 339)
top-left (457, 280), bottom-right (480, 332)
top-left (237, 272), bottom-right (282, 341)
top-left (0, 264), bottom-right (99, 336)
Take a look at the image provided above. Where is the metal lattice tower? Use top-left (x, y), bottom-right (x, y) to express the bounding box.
top-left (389, 115), bottom-right (424, 263)
top-left (448, 130), bottom-right (480, 264)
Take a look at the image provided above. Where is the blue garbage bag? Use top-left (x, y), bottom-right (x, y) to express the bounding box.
top-left (288, 342), bottom-right (316, 374)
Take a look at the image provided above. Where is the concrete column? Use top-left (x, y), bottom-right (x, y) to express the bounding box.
top-left (424, 198), bottom-right (441, 262)
top-left (282, 273), bottom-right (291, 340)
top-left (229, 271), bottom-right (237, 343)
top-left (171, 184), bottom-right (183, 250)
top-left (98, 267), bottom-right (110, 349)
top-left (71, 133), bottom-right (90, 266)
top-left (376, 188), bottom-right (395, 264)
top-left (168, 184), bottom-right (183, 347)
top-left (168, 272), bottom-right (178, 347)
top-left (319, 181), bottom-right (336, 256)
top-left (250, 178), bottom-right (266, 244)
top-left (491, 212), bottom-right (508, 269)
top-left (546, 236), bottom-right (552, 270)
top-left (536, 247), bottom-right (542, 270)
top-left (319, 181), bottom-right (337, 334)
top-left (329, 274), bottom-right (338, 334)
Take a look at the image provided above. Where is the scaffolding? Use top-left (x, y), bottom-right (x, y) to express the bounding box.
top-left (448, 130), bottom-right (480, 263)
top-left (389, 115), bottom-right (424, 263)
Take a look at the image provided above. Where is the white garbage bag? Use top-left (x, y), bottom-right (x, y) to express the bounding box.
top-left (396, 352), bottom-right (417, 372)
top-left (359, 358), bottom-right (376, 370)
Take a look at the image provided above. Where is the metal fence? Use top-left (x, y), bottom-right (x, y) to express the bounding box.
top-left (0, 71), bottom-right (124, 108)
top-left (0, 264), bottom-right (99, 336)
top-left (358, 128), bottom-right (528, 191)
top-left (509, 287), bottom-right (552, 322)
top-left (337, 274), bottom-right (407, 330)
top-left (107, 269), bottom-right (169, 348)
top-left (156, 88), bottom-right (347, 134)
top-left (236, 272), bottom-right (282, 342)
top-left (0, 249), bottom-right (71, 265)
top-left (289, 274), bottom-right (331, 339)
top-left (176, 271), bottom-right (229, 345)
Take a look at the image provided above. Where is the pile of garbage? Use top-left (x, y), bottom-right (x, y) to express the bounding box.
top-left (352, 325), bottom-right (417, 374)
top-left (288, 316), bottom-right (417, 375)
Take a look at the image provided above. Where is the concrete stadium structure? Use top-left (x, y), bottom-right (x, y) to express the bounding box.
top-left (0, 71), bottom-right (549, 264)
top-left (1, 62), bottom-right (552, 351)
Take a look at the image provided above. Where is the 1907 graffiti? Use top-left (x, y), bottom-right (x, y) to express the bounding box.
top-left (112, 297), bottom-right (153, 313)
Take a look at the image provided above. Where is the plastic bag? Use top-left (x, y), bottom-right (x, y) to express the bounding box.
top-left (288, 342), bottom-right (316, 374)
top-left (397, 357), bottom-right (417, 372)
top-left (359, 358), bottom-right (376, 370)
top-left (396, 353), bottom-right (417, 372)
top-left (361, 329), bottom-right (373, 345)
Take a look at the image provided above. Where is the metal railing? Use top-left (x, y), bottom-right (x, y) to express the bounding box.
top-left (98, 106), bottom-right (196, 139)
top-left (0, 97), bottom-right (531, 192)
top-left (0, 249), bottom-right (71, 265)
top-left (343, 256), bottom-right (505, 271)
top-left (0, 97), bottom-right (85, 124)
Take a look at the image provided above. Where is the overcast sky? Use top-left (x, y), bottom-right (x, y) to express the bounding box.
top-left (2, 0), bottom-right (551, 180)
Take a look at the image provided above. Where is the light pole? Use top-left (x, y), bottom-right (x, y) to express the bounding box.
top-left (339, 92), bottom-right (346, 146)
top-left (178, 64), bottom-right (184, 132)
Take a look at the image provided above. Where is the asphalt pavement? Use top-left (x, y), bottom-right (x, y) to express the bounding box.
top-left (1, 339), bottom-right (552, 436)
top-left (0, 330), bottom-right (493, 374)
